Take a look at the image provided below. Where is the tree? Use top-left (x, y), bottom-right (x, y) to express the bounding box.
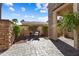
top-left (20, 19), bottom-right (25, 23)
top-left (12, 19), bottom-right (18, 24)
top-left (60, 12), bottom-right (79, 49)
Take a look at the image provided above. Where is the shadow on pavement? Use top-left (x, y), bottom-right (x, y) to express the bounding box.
top-left (50, 39), bottom-right (79, 56)
top-left (0, 49), bottom-right (8, 55)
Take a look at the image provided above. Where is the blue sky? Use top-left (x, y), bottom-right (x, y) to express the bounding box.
top-left (2, 3), bottom-right (48, 24)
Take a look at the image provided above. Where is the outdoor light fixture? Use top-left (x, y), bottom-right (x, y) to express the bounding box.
top-left (57, 16), bottom-right (63, 20)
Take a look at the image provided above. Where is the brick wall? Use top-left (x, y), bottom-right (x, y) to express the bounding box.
top-left (0, 20), bottom-right (14, 50)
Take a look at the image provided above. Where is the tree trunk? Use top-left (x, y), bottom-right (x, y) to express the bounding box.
top-left (73, 29), bottom-right (79, 49)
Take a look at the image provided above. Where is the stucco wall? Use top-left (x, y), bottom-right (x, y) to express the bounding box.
top-left (48, 3), bottom-right (63, 11)
top-left (20, 25), bottom-right (48, 37)
top-left (48, 3), bottom-right (62, 38)
top-left (20, 25), bottom-right (30, 36)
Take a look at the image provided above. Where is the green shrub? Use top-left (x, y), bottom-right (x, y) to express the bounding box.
top-left (13, 25), bottom-right (21, 39)
top-left (56, 26), bottom-right (63, 37)
top-left (56, 21), bottom-right (63, 37)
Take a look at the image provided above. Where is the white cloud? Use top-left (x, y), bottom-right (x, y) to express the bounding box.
top-left (35, 3), bottom-right (48, 9)
top-left (23, 16), bottom-right (48, 22)
top-left (40, 9), bottom-right (47, 13)
top-left (9, 7), bottom-right (15, 11)
top-left (24, 15), bottom-right (34, 19)
top-left (13, 13), bottom-right (20, 16)
top-left (4, 3), bottom-right (15, 12)
top-left (38, 16), bottom-right (48, 22)
top-left (4, 3), bottom-right (13, 7)
top-left (36, 3), bottom-right (42, 9)
top-left (45, 3), bottom-right (48, 7)
top-left (35, 3), bottom-right (48, 13)
top-left (21, 7), bottom-right (26, 12)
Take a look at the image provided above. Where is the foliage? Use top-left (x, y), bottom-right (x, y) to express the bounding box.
top-left (60, 12), bottom-right (79, 32)
top-left (13, 25), bottom-right (21, 39)
top-left (20, 19), bottom-right (25, 23)
top-left (56, 20), bottom-right (63, 37)
top-left (56, 25), bottom-right (63, 37)
top-left (12, 19), bottom-right (18, 24)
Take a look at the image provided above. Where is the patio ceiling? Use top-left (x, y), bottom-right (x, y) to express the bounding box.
top-left (56, 4), bottom-right (73, 16)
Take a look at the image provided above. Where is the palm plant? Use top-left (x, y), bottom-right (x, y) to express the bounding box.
top-left (60, 12), bottom-right (79, 49)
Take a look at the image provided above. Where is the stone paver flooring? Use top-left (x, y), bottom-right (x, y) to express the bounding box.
top-left (0, 37), bottom-right (78, 56)
top-left (0, 38), bottom-right (63, 56)
top-left (58, 36), bottom-right (74, 47)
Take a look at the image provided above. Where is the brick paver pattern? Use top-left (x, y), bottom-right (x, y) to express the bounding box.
top-left (0, 38), bottom-right (63, 56)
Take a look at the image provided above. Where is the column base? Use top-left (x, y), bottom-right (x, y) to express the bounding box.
top-left (49, 38), bottom-right (58, 42)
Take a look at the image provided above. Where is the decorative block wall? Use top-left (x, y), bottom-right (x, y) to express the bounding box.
top-left (0, 20), bottom-right (14, 51)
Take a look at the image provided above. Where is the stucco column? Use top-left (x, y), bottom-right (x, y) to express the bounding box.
top-left (48, 9), bottom-right (53, 39)
top-left (73, 3), bottom-right (79, 49)
top-left (48, 11), bottom-right (57, 40)
top-left (52, 12), bottom-right (57, 40)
